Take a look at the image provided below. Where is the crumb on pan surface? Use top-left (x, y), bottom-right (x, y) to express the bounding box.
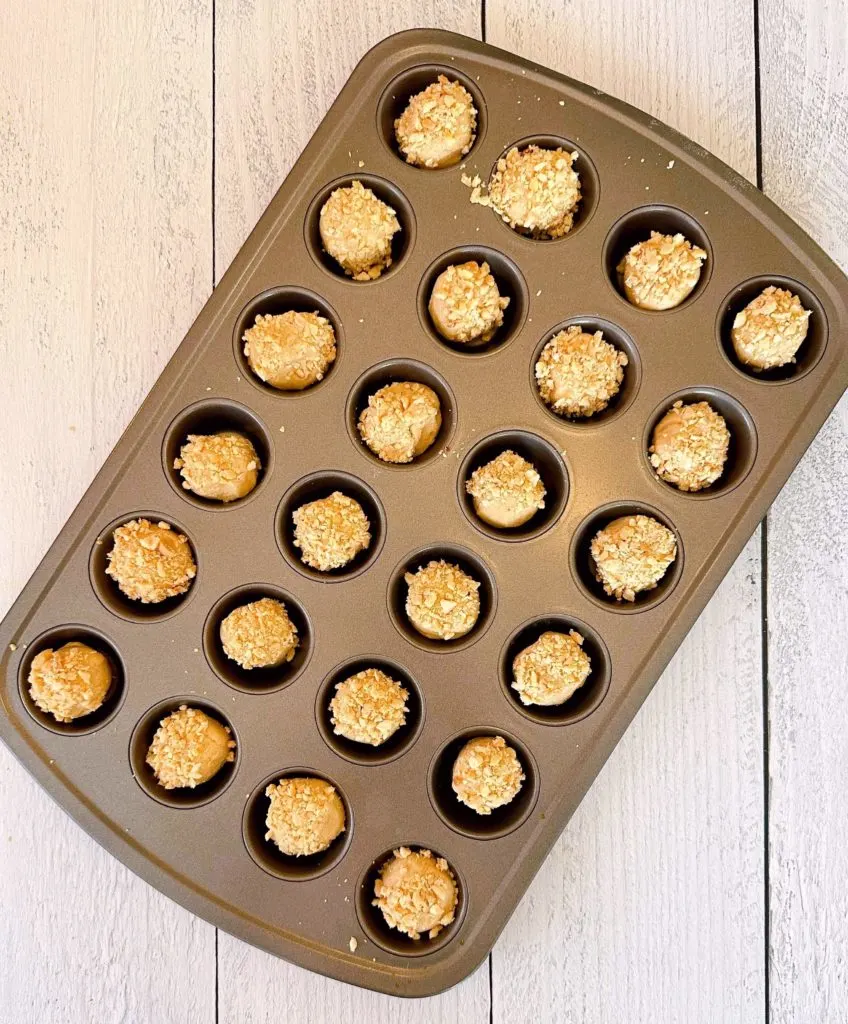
top-left (145, 705), bottom-right (235, 790)
top-left (395, 75), bottom-right (477, 168)
top-left (535, 325), bottom-right (628, 418)
top-left (28, 642), bottom-right (112, 722)
top-left (358, 381), bottom-right (442, 463)
top-left (404, 560), bottom-right (481, 640)
top-left (330, 668), bottom-right (409, 746)
top-left (512, 630), bottom-right (591, 706)
top-left (106, 518), bottom-right (196, 604)
top-left (219, 597), bottom-right (298, 670)
top-left (428, 260), bottom-right (509, 344)
top-left (472, 145), bottom-right (581, 238)
top-left (373, 846), bottom-right (458, 939)
top-left (292, 491), bottom-right (371, 572)
top-left (617, 231), bottom-right (707, 310)
top-left (451, 735), bottom-right (525, 814)
top-left (731, 285), bottom-right (811, 369)
top-left (649, 400), bottom-right (730, 491)
top-left (174, 431), bottom-right (260, 502)
top-left (591, 514), bottom-right (677, 601)
top-left (243, 310), bottom-right (336, 390)
top-left (264, 776), bottom-right (345, 857)
top-left (319, 180), bottom-right (400, 280)
top-left (466, 450), bottom-right (546, 529)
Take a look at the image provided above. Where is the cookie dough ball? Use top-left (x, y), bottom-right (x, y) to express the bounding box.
top-left (243, 310), bottom-right (337, 390)
top-left (264, 776), bottom-right (345, 857)
top-left (466, 450), bottom-right (546, 529)
top-left (373, 847), bottom-right (458, 940)
top-left (512, 630), bottom-right (591, 707)
top-left (319, 180), bottom-right (400, 280)
top-left (219, 597), bottom-right (298, 670)
top-left (358, 381), bottom-right (442, 464)
top-left (731, 285), bottom-right (811, 370)
top-left (428, 261), bottom-right (509, 344)
top-left (452, 735), bottom-right (525, 815)
top-left (28, 642), bottom-right (112, 723)
top-left (649, 400), bottom-right (730, 492)
top-left (291, 491), bottom-right (371, 572)
top-left (591, 514), bottom-right (677, 602)
top-left (146, 705), bottom-right (235, 790)
top-left (404, 560), bottom-right (480, 641)
top-left (330, 668), bottom-right (408, 746)
top-left (617, 231), bottom-right (707, 310)
top-left (105, 518), bottom-right (196, 604)
top-left (535, 326), bottom-right (628, 418)
top-left (174, 431), bottom-right (260, 502)
top-left (488, 145), bottom-right (581, 238)
top-left (395, 75), bottom-right (477, 168)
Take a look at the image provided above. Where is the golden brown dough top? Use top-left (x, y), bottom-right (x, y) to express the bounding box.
top-left (358, 381), bottom-right (442, 464)
top-left (292, 491), bottom-right (371, 572)
top-left (105, 519), bottom-right (196, 604)
top-left (319, 180), bottom-right (399, 280)
top-left (617, 231), bottom-right (706, 310)
top-left (466, 450), bottom-right (546, 528)
top-left (591, 514), bottom-right (677, 601)
top-left (330, 668), bottom-right (409, 746)
top-left (373, 847), bottom-right (458, 939)
top-left (452, 735), bottom-right (525, 814)
top-left (395, 75), bottom-right (477, 169)
top-left (404, 560), bottom-right (481, 641)
top-left (264, 776), bottom-right (345, 857)
top-left (28, 642), bottom-right (112, 722)
top-left (649, 400), bottom-right (730, 492)
top-left (535, 326), bottom-right (627, 418)
top-left (428, 261), bottom-right (509, 343)
top-left (145, 705), bottom-right (235, 789)
top-left (243, 310), bottom-right (336, 390)
top-left (219, 597), bottom-right (298, 670)
top-left (174, 431), bottom-right (260, 502)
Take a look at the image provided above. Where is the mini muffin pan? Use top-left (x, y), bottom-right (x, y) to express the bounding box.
top-left (1, 29), bottom-right (846, 997)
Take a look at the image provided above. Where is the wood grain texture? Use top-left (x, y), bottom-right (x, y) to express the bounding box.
top-left (760, 1), bottom-right (848, 1019)
top-left (0, 0), bottom-right (216, 1021)
top-left (486, 3), bottom-right (766, 1021)
top-left (213, 2), bottom-right (491, 1020)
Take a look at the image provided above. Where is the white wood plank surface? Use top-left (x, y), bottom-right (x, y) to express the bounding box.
top-left (486, 3), bottom-right (766, 1022)
top-left (0, 1), bottom-right (216, 1021)
top-left (760, 1), bottom-right (848, 1019)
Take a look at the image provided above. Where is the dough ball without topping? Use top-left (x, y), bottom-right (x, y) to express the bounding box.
top-left (617, 231), bottom-right (707, 310)
top-left (330, 668), bottom-right (408, 746)
top-left (451, 735), bottom-right (525, 815)
top-left (428, 261), bottom-right (509, 344)
top-left (319, 180), bottom-right (400, 280)
top-left (264, 776), bottom-right (345, 857)
top-left (358, 381), bottom-right (442, 464)
top-left (404, 560), bottom-right (480, 641)
top-left (105, 518), bottom-right (196, 604)
top-left (28, 642), bottom-right (112, 723)
top-left (174, 431), bottom-right (260, 502)
top-left (395, 75), bottom-right (477, 168)
top-left (373, 847), bottom-right (458, 940)
top-left (465, 450), bottom-right (546, 529)
top-left (146, 705), bottom-right (235, 790)
top-left (511, 630), bottom-right (591, 707)
top-left (649, 400), bottom-right (730, 492)
top-left (291, 491), bottom-right (371, 572)
top-left (488, 145), bottom-right (581, 238)
top-left (243, 310), bottom-right (336, 390)
top-left (731, 285), bottom-right (811, 370)
top-left (219, 597), bottom-right (298, 670)
top-left (535, 326), bottom-right (628, 418)
top-left (591, 514), bottom-right (677, 602)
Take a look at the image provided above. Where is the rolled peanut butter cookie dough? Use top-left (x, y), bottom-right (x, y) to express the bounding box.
top-left (174, 431), bottom-right (260, 502)
top-left (373, 847), bottom-right (458, 940)
top-left (395, 75), bottom-right (477, 168)
top-left (330, 668), bottom-right (409, 746)
top-left (219, 597), bottom-right (298, 670)
top-left (649, 400), bottom-right (730, 492)
top-left (617, 231), bottom-right (707, 310)
top-left (146, 705), bottom-right (235, 790)
top-left (452, 735), bottom-right (525, 814)
top-left (404, 560), bottom-right (481, 641)
top-left (292, 491), bottom-right (371, 572)
top-left (243, 310), bottom-right (336, 390)
top-left (264, 776), bottom-right (345, 857)
top-left (28, 642), bottom-right (112, 722)
top-left (358, 381), bottom-right (442, 464)
top-left (512, 630), bottom-right (591, 707)
top-left (535, 326), bottom-right (627, 418)
top-left (465, 450), bottom-right (546, 529)
top-left (105, 519), bottom-right (196, 604)
top-left (319, 180), bottom-right (400, 280)
top-left (428, 261), bottom-right (509, 344)
top-left (731, 285), bottom-right (811, 370)
top-left (591, 514), bottom-right (677, 601)
top-left (485, 145), bottom-right (581, 238)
